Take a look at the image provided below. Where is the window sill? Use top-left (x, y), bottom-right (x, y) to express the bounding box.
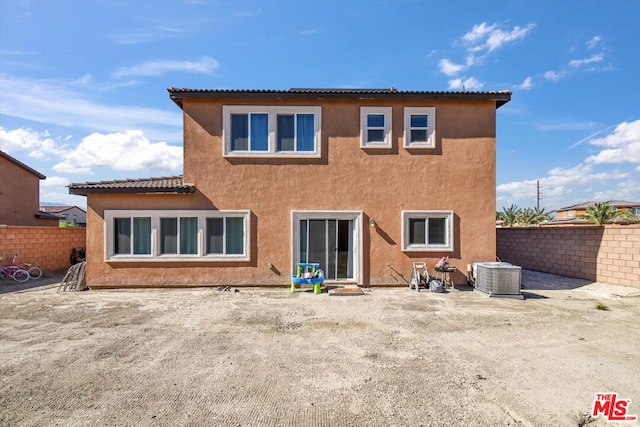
top-left (404, 142), bottom-right (436, 149)
top-left (402, 245), bottom-right (453, 252)
top-left (223, 151), bottom-right (321, 159)
top-left (106, 255), bottom-right (250, 262)
top-left (361, 142), bottom-right (392, 149)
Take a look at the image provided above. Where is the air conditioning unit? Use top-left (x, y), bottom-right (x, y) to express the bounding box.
top-left (475, 262), bottom-right (523, 299)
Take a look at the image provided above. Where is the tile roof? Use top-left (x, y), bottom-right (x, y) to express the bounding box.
top-left (40, 205), bottom-right (86, 214)
top-left (68, 175), bottom-right (195, 196)
top-left (167, 87), bottom-right (512, 109)
top-left (0, 150), bottom-right (46, 179)
top-left (36, 211), bottom-right (64, 220)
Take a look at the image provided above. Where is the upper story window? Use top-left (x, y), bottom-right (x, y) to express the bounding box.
top-left (404, 107), bottom-right (436, 148)
top-left (223, 106), bottom-right (321, 158)
top-left (360, 107), bottom-right (392, 148)
top-left (106, 210), bottom-right (250, 262)
top-left (402, 210), bottom-right (454, 252)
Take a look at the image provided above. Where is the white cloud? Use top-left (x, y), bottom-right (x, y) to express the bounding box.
top-left (462, 22), bottom-right (497, 44)
top-left (461, 22), bottom-right (536, 53)
top-left (497, 120), bottom-right (640, 209)
top-left (593, 180), bottom-right (640, 202)
top-left (542, 37), bottom-right (610, 84)
top-left (497, 163), bottom-right (631, 208)
top-left (0, 127), bottom-right (69, 158)
top-left (586, 120), bottom-right (640, 166)
top-left (52, 130), bottom-right (182, 174)
top-left (448, 77), bottom-right (484, 91)
top-left (41, 176), bottom-right (71, 187)
top-left (438, 58), bottom-right (466, 76)
top-left (438, 22), bottom-right (535, 78)
top-left (0, 74), bottom-right (182, 142)
top-left (112, 56), bottom-right (219, 78)
top-left (543, 70), bottom-right (564, 82)
top-left (484, 23), bottom-right (536, 52)
top-left (586, 35), bottom-right (602, 49)
top-left (515, 77), bottom-right (533, 90)
top-left (569, 52), bottom-right (604, 68)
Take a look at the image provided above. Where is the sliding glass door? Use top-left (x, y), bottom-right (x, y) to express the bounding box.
top-left (298, 219), bottom-right (354, 280)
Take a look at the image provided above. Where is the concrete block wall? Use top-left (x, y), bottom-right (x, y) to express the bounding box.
top-left (497, 225), bottom-right (640, 289)
top-left (0, 226), bottom-right (86, 273)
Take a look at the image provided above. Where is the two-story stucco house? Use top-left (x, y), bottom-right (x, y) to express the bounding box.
top-left (555, 200), bottom-right (640, 223)
top-left (69, 88), bottom-right (511, 288)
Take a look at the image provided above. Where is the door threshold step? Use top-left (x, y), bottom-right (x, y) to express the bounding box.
top-left (328, 287), bottom-right (364, 296)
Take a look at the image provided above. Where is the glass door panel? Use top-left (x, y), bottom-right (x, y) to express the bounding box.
top-left (299, 218), bottom-right (354, 280)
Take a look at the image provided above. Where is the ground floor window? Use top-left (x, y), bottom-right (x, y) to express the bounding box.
top-left (113, 216), bottom-right (152, 255)
top-left (105, 210), bottom-right (250, 262)
top-left (402, 210), bottom-right (454, 252)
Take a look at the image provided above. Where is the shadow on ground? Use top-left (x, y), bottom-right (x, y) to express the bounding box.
top-left (521, 269), bottom-right (594, 291)
top-left (0, 273), bottom-right (65, 294)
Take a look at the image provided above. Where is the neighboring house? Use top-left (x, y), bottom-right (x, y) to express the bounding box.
top-left (69, 87), bottom-right (511, 288)
top-left (0, 150), bottom-right (59, 227)
top-left (39, 205), bottom-right (87, 227)
top-left (553, 200), bottom-right (640, 224)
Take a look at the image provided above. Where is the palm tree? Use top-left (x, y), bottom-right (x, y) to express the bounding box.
top-left (531, 207), bottom-right (552, 224)
top-left (577, 202), bottom-right (619, 225)
top-left (612, 208), bottom-right (640, 224)
top-left (515, 207), bottom-right (552, 226)
top-left (516, 208), bottom-right (536, 226)
top-left (497, 204), bottom-right (521, 227)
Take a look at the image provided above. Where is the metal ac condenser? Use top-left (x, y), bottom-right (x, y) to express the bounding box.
top-left (475, 262), bottom-right (522, 298)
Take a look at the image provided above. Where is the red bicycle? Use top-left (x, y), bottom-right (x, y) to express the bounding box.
top-left (7, 255), bottom-right (43, 279)
top-left (0, 257), bottom-right (29, 283)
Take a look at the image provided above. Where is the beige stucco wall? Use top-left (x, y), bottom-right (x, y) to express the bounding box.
top-left (0, 157), bottom-right (56, 226)
top-left (86, 96), bottom-right (498, 288)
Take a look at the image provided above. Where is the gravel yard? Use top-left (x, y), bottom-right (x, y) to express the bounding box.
top-left (1, 271), bottom-right (639, 426)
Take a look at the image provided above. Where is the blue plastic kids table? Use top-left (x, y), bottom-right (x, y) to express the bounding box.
top-left (291, 263), bottom-right (325, 294)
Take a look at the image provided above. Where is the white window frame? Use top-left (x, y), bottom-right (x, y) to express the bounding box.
top-left (402, 210), bottom-right (454, 252)
top-left (104, 210), bottom-right (250, 262)
top-left (223, 105), bottom-right (321, 158)
top-left (360, 106), bottom-right (392, 148)
top-left (404, 107), bottom-right (436, 148)
top-left (291, 210), bottom-right (363, 284)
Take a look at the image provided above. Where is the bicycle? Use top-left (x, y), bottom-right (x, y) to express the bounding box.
top-left (0, 259), bottom-right (29, 283)
top-left (8, 254), bottom-right (43, 279)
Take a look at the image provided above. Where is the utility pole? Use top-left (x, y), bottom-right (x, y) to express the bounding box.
top-left (536, 180), bottom-right (540, 210)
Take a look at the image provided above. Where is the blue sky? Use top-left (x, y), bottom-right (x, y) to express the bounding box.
top-left (1, 0), bottom-right (638, 211)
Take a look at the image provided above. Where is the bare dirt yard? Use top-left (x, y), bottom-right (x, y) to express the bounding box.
top-left (1, 271), bottom-right (639, 427)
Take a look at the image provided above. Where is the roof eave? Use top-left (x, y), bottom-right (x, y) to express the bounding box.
top-left (0, 150), bottom-right (46, 179)
top-left (168, 88), bottom-right (512, 110)
top-left (69, 186), bottom-right (195, 196)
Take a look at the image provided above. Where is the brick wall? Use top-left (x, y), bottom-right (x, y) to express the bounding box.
top-left (0, 226), bottom-right (86, 273)
top-left (497, 225), bottom-right (640, 288)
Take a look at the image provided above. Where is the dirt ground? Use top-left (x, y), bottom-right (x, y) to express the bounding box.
top-left (1, 271), bottom-right (639, 427)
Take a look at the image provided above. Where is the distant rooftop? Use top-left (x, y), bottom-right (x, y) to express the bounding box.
top-left (167, 87), bottom-right (512, 109)
top-left (40, 205), bottom-right (86, 214)
top-left (558, 200), bottom-right (640, 211)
